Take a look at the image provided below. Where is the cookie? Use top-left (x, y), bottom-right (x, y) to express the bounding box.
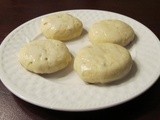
top-left (41, 13), bottom-right (83, 41)
top-left (18, 39), bottom-right (72, 74)
top-left (89, 20), bottom-right (135, 46)
top-left (74, 43), bottom-right (132, 83)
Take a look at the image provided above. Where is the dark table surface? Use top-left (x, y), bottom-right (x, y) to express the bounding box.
top-left (0, 0), bottom-right (160, 120)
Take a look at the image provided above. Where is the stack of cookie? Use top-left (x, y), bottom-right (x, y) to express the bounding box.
top-left (18, 13), bottom-right (135, 84)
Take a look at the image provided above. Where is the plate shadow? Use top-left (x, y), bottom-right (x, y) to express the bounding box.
top-left (126, 34), bottom-right (138, 50)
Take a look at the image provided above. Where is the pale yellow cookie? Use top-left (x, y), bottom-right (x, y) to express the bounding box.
top-left (19, 39), bottom-right (72, 74)
top-left (41, 13), bottom-right (83, 41)
top-left (89, 20), bottom-right (135, 46)
top-left (74, 43), bottom-right (132, 83)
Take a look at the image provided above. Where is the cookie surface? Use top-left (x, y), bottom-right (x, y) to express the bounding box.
top-left (41, 13), bottom-right (83, 41)
top-left (19, 39), bottom-right (72, 74)
top-left (74, 43), bottom-right (132, 83)
top-left (89, 20), bottom-right (135, 46)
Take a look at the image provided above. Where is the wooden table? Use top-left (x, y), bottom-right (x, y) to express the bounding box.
top-left (0, 0), bottom-right (160, 119)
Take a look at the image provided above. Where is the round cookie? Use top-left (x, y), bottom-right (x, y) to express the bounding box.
top-left (74, 43), bottom-right (132, 84)
top-left (18, 39), bottom-right (72, 74)
top-left (89, 20), bottom-right (135, 46)
top-left (41, 13), bottom-right (83, 41)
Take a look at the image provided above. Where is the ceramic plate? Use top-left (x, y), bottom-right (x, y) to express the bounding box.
top-left (0, 10), bottom-right (160, 111)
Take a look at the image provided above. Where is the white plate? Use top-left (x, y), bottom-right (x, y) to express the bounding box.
top-left (0, 10), bottom-right (160, 111)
